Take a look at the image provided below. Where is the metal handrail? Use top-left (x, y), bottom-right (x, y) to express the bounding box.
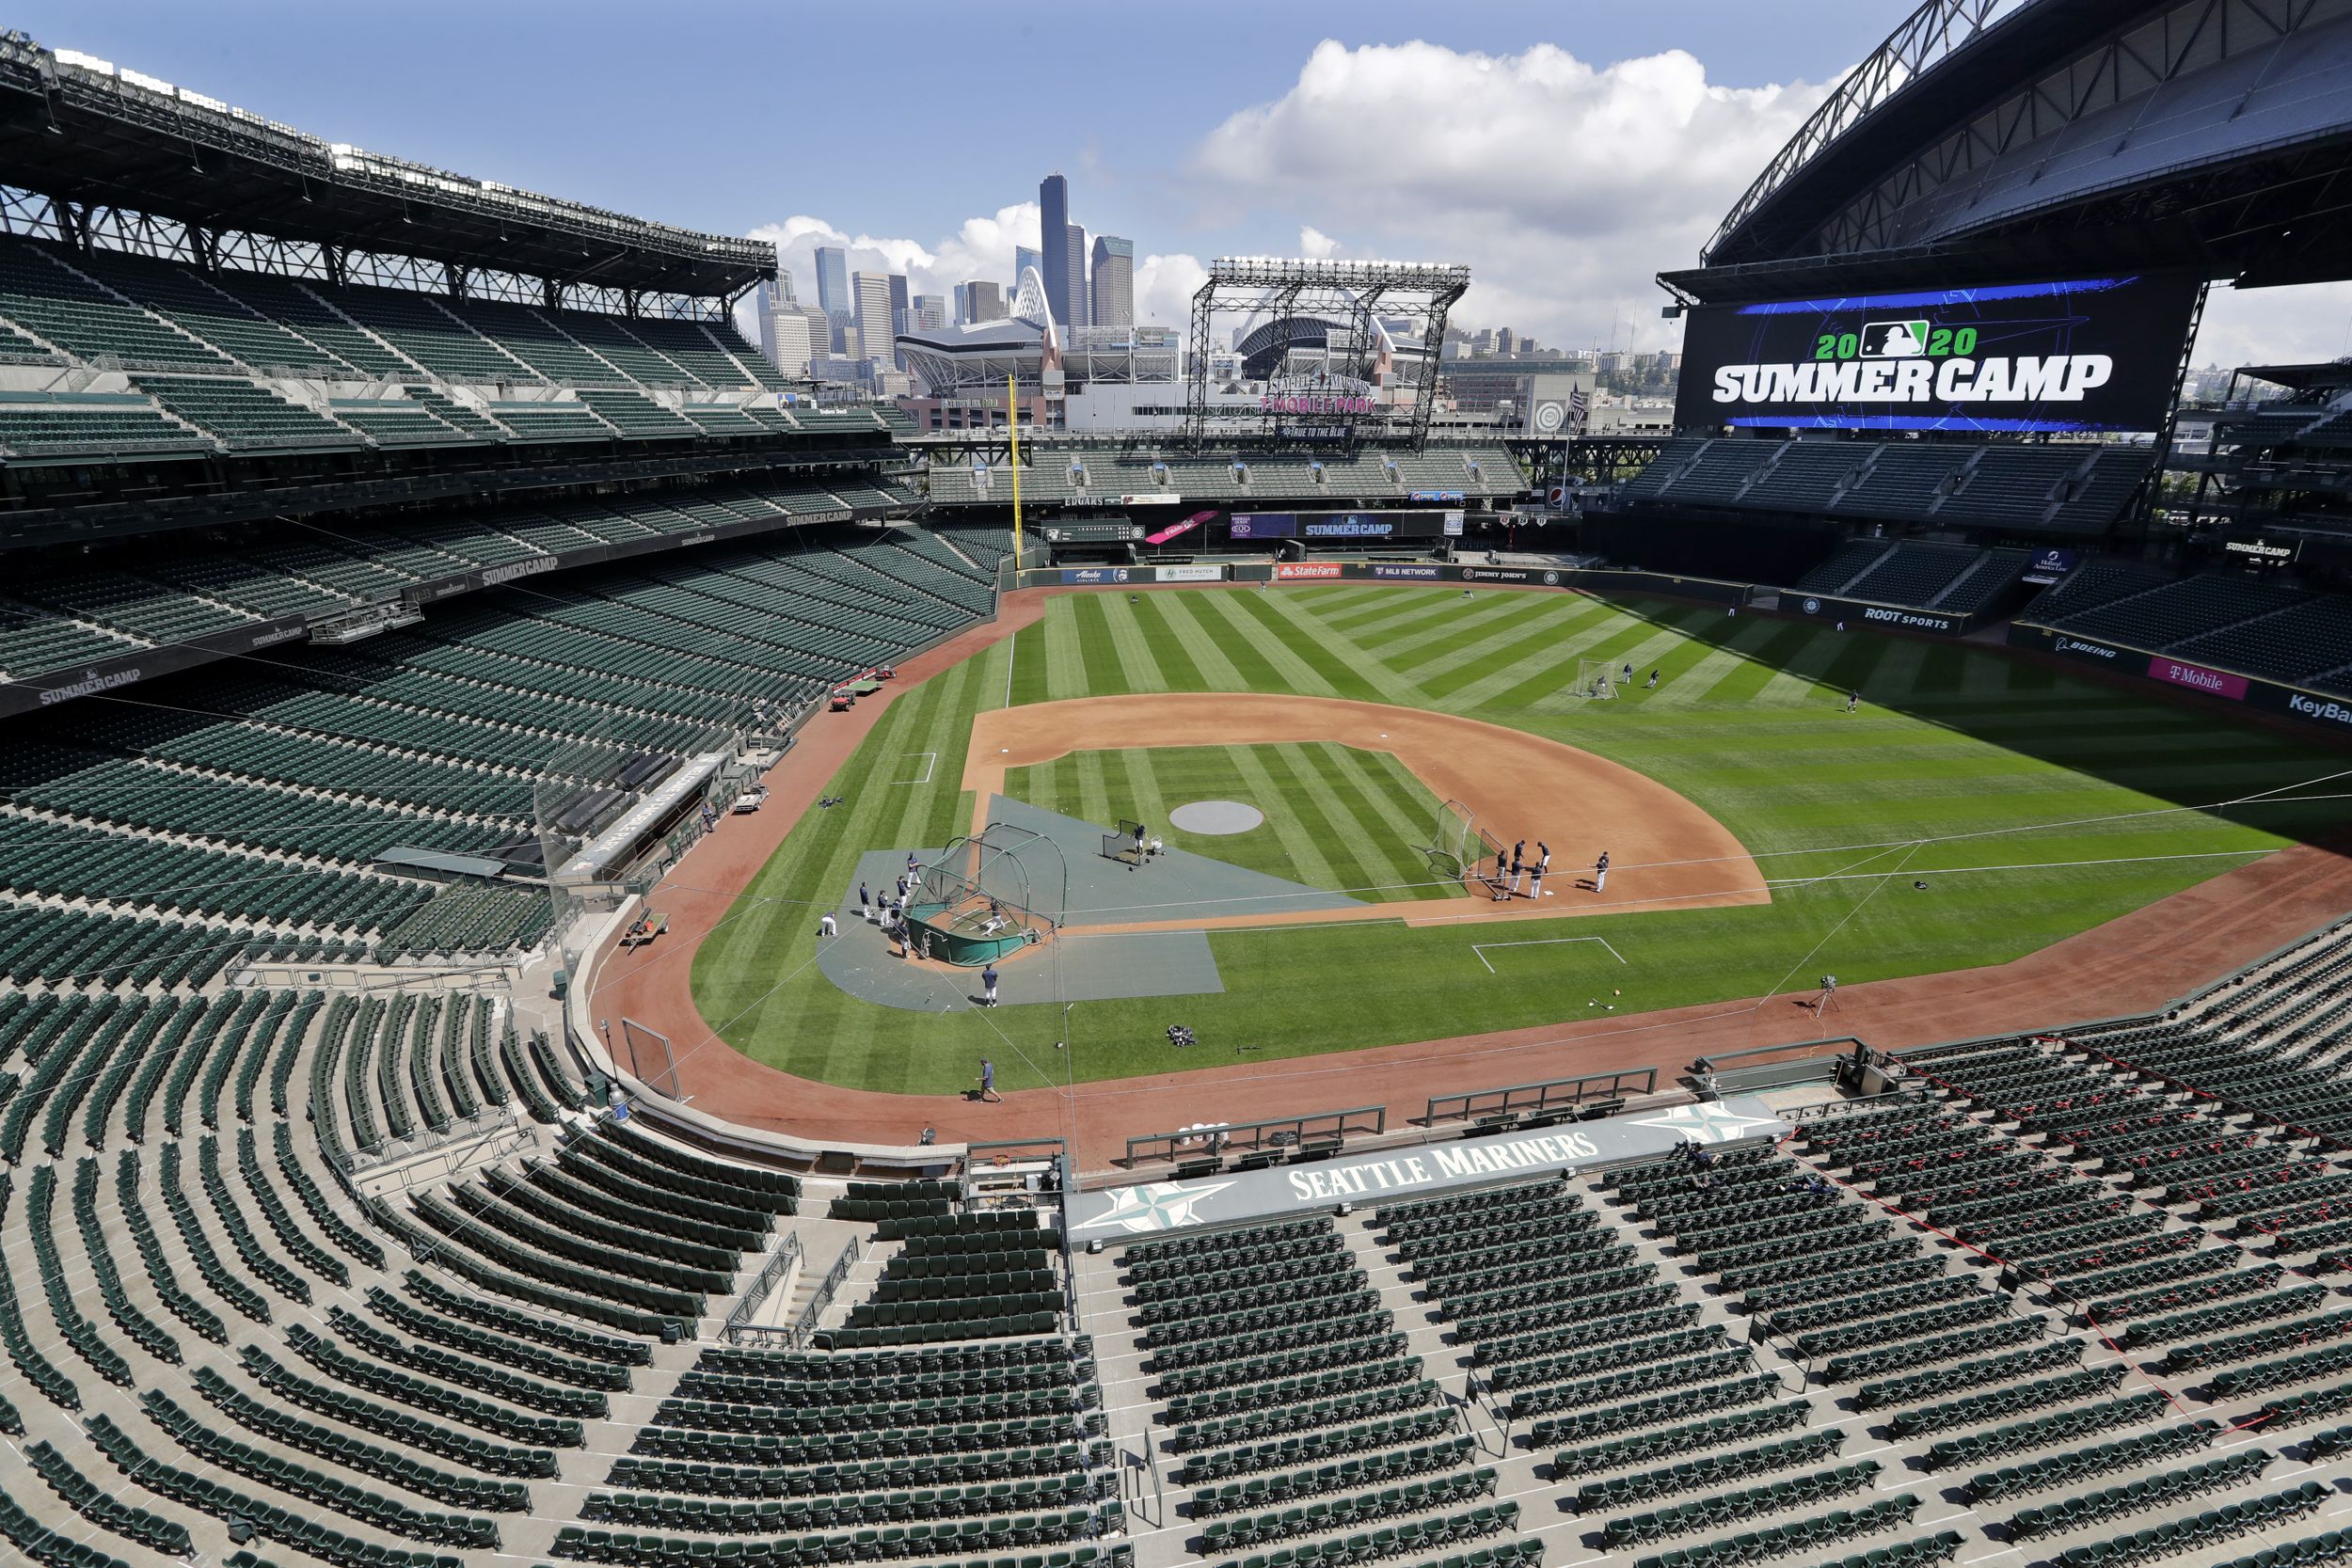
top-left (1424, 1069), bottom-right (1657, 1127)
top-left (723, 1228), bottom-right (803, 1345)
top-left (792, 1237), bottom-right (861, 1349)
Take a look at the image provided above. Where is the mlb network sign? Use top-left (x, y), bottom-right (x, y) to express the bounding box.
top-left (1676, 274), bottom-right (2200, 434)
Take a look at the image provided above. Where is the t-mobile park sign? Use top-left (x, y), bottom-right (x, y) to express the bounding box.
top-left (1070, 1099), bottom-right (1785, 1237)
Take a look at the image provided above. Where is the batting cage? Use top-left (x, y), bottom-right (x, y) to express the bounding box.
top-left (1423, 798), bottom-right (1478, 882)
top-left (1101, 818), bottom-right (1146, 866)
top-left (1573, 658), bottom-right (1619, 700)
top-left (905, 823), bottom-right (1067, 966)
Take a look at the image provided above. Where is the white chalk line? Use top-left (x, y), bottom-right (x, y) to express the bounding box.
top-left (1471, 935), bottom-right (1627, 973)
top-left (888, 751), bottom-right (938, 786)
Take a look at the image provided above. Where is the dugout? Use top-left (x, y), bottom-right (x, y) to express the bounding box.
top-left (903, 823), bottom-right (1066, 967)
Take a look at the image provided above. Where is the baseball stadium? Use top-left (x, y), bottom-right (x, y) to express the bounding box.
top-left (1, 7), bottom-right (2351, 1568)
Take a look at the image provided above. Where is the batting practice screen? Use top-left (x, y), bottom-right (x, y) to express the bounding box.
top-left (1672, 273), bottom-right (2202, 435)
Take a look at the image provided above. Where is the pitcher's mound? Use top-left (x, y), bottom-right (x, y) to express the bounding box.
top-left (1170, 800), bottom-right (1264, 835)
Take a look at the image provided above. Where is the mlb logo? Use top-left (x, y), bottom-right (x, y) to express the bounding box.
top-left (1860, 319), bottom-right (1931, 357)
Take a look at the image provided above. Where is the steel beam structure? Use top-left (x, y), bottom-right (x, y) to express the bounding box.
top-left (1182, 257), bottom-right (1470, 451)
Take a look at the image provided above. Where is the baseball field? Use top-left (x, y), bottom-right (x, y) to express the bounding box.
top-left (687, 584), bottom-right (2344, 1095)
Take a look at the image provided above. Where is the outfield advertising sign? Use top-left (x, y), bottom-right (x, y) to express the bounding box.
top-left (1155, 564), bottom-right (1225, 583)
top-left (1229, 513), bottom-right (1299, 540)
top-left (1675, 274), bottom-right (2201, 433)
top-left (1274, 562), bottom-right (1343, 580)
top-left (1790, 594), bottom-right (1966, 636)
top-left (1071, 1100), bottom-right (1785, 1236)
top-left (2019, 624), bottom-right (2351, 732)
top-left (1372, 564), bottom-right (1443, 579)
top-left (1059, 567), bottom-right (1133, 585)
top-left (2149, 657), bottom-right (2249, 700)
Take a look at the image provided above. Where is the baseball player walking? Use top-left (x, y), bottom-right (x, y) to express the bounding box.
top-left (1594, 850), bottom-right (1610, 894)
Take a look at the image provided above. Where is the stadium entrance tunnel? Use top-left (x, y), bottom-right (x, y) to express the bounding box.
top-left (964, 693), bottom-right (1770, 929)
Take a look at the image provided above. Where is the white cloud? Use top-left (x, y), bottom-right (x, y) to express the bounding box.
top-left (2192, 281), bottom-right (2352, 372)
top-left (1134, 251), bottom-right (1209, 332)
top-left (739, 202), bottom-right (1043, 323)
top-left (1192, 39), bottom-right (1835, 350)
top-left (734, 199), bottom-right (1215, 345)
top-left (1298, 226), bottom-right (1339, 261)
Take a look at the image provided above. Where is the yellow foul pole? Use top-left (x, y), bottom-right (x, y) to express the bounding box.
top-left (1007, 373), bottom-right (1024, 574)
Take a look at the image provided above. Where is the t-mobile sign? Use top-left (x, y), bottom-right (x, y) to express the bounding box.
top-left (2148, 657), bottom-right (2248, 700)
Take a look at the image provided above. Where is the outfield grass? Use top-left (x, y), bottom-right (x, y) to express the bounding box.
top-left (1004, 741), bottom-right (1463, 903)
top-left (690, 587), bottom-right (2344, 1096)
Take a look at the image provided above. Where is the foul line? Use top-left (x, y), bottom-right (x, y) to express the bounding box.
top-left (889, 751), bottom-right (938, 786)
top-left (1471, 935), bottom-right (1627, 973)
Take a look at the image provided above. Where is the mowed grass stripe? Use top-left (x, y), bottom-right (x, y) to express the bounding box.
top-left (1416, 596), bottom-right (1613, 700)
top-left (1041, 594), bottom-right (1089, 703)
top-left (1096, 593), bottom-right (1173, 694)
top-left (1270, 741), bottom-right (1426, 897)
top-left (1471, 604), bottom-right (1671, 711)
top-left (1756, 625), bottom-right (1869, 705)
top-left (1387, 593), bottom-right (1566, 675)
top-left (1244, 586), bottom-right (1429, 705)
top-left (1315, 742), bottom-right (1461, 900)
top-left (1069, 593), bottom-right (1138, 696)
top-left (1695, 622), bottom-right (1824, 705)
top-left (1318, 585), bottom-right (1461, 634)
top-left (1639, 618), bottom-right (1793, 708)
top-left (1372, 592), bottom-right (1548, 663)
top-left (1224, 743), bottom-right (1343, 889)
top-left (1007, 622), bottom-right (1051, 706)
top-left (1443, 606), bottom-right (1628, 708)
top-left (1214, 588), bottom-right (1364, 698)
top-left (1188, 590), bottom-right (1340, 696)
top-left (1114, 745), bottom-right (1172, 834)
top-left (1071, 742), bottom-right (1114, 830)
top-left (1128, 592), bottom-right (1209, 691)
top-left (1143, 591), bottom-right (1254, 691)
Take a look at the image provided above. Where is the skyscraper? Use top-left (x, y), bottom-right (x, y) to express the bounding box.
top-left (813, 246), bottom-right (849, 320)
top-left (1089, 235), bottom-right (1134, 328)
top-left (813, 246), bottom-right (852, 353)
top-left (851, 272), bottom-right (895, 380)
top-left (1039, 173), bottom-right (1074, 329)
top-left (1063, 222), bottom-right (1089, 330)
top-left (886, 274), bottom-right (911, 369)
top-left (956, 280), bottom-right (1006, 324)
top-left (911, 294), bottom-right (947, 331)
top-left (756, 266), bottom-right (803, 371)
top-left (1013, 246), bottom-right (1042, 290)
top-left (753, 278), bottom-right (778, 365)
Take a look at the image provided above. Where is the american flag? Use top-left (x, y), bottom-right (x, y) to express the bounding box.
top-left (1568, 388), bottom-right (1590, 435)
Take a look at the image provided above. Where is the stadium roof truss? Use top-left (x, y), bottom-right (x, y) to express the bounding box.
top-left (1184, 256), bottom-right (1470, 450)
top-left (0, 32), bottom-right (770, 307)
top-left (1697, 0), bottom-right (2352, 290)
top-left (1707, 0), bottom-right (2031, 263)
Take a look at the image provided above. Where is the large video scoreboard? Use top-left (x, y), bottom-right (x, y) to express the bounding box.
top-left (1674, 274), bottom-right (2201, 435)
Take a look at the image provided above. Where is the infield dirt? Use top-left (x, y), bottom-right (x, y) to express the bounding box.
top-left (966, 691), bottom-right (1770, 928)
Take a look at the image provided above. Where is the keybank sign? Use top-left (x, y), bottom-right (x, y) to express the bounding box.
top-left (2289, 693), bottom-right (2352, 728)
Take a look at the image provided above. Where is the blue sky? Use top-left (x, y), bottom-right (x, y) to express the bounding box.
top-left (26, 2), bottom-right (1886, 249)
top-left (28, 2), bottom-right (2350, 362)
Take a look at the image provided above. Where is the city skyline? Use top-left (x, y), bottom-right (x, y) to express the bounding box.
top-left (40, 2), bottom-right (2333, 369)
